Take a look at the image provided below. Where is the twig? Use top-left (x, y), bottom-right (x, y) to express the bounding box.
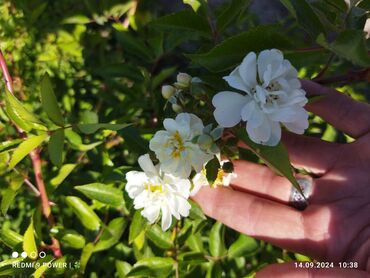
top-left (13, 167), bottom-right (40, 196)
top-left (0, 49), bottom-right (62, 258)
top-left (314, 68), bottom-right (369, 85)
top-left (313, 53), bottom-right (335, 80)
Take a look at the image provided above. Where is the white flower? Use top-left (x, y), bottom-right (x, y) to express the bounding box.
top-left (125, 154), bottom-right (191, 231)
top-left (176, 72), bottom-right (192, 88)
top-left (149, 113), bottom-right (214, 178)
top-left (191, 159), bottom-right (237, 196)
top-left (212, 49), bottom-right (309, 146)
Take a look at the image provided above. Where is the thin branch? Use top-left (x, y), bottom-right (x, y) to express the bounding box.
top-left (314, 68), bottom-right (369, 85)
top-left (0, 49), bottom-right (62, 258)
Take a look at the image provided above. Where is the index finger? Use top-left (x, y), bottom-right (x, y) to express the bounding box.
top-left (192, 186), bottom-right (325, 259)
top-left (302, 80), bottom-right (370, 138)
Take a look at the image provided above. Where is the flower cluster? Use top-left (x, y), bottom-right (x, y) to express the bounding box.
top-left (126, 112), bottom-right (227, 230)
top-left (125, 49), bottom-right (309, 230)
top-left (213, 49), bottom-right (309, 146)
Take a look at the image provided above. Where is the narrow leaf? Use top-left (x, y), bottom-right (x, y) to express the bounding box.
top-left (75, 183), bottom-right (124, 207)
top-left (40, 73), bottom-right (65, 126)
top-left (48, 129), bottom-right (64, 167)
top-left (0, 228), bottom-right (23, 248)
top-left (129, 211), bottom-right (146, 244)
top-left (76, 123), bottom-right (130, 134)
top-left (1, 189), bottom-right (17, 215)
top-left (209, 222), bottom-right (226, 257)
top-left (127, 257), bottom-right (174, 277)
top-left (23, 219), bottom-right (38, 259)
top-left (50, 164), bottom-right (77, 187)
top-left (228, 235), bottom-right (259, 258)
top-left (280, 0), bottom-right (325, 38)
top-left (65, 196), bottom-right (101, 230)
top-left (237, 128), bottom-right (302, 194)
top-left (152, 10), bottom-right (212, 38)
top-left (216, 0), bottom-right (251, 33)
top-left (188, 25), bottom-right (292, 72)
top-left (146, 225), bottom-right (173, 249)
top-left (94, 218), bottom-right (127, 252)
top-left (317, 30), bottom-right (370, 67)
top-left (80, 243), bottom-right (95, 274)
top-left (9, 134), bottom-right (48, 170)
top-left (32, 259), bottom-right (53, 278)
top-left (5, 90), bottom-right (46, 132)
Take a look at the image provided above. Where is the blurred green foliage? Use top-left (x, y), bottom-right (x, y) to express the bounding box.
top-left (0, 0), bottom-right (369, 277)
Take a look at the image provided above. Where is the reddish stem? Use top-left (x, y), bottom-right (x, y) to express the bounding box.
top-left (0, 49), bottom-right (62, 258)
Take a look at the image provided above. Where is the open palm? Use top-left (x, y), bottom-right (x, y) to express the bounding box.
top-left (193, 80), bottom-right (370, 277)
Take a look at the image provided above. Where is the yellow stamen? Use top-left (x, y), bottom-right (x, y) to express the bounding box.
top-left (171, 131), bottom-right (185, 158)
top-left (145, 183), bottom-right (163, 193)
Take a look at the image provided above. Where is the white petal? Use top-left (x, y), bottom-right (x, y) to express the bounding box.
top-left (177, 197), bottom-right (191, 217)
top-left (238, 52), bottom-right (257, 88)
top-left (257, 49), bottom-right (283, 83)
top-left (163, 118), bottom-right (180, 134)
top-left (142, 204), bottom-right (160, 224)
top-left (284, 108), bottom-right (309, 134)
top-left (149, 131), bottom-right (170, 152)
top-left (264, 121), bottom-right (281, 146)
top-left (246, 106), bottom-right (264, 128)
top-left (138, 154), bottom-right (158, 177)
top-left (125, 171), bottom-right (147, 198)
top-left (241, 99), bottom-right (256, 122)
top-left (212, 91), bottom-right (249, 128)
top-left (161, 205), bottom-right (172, 231)
top-left (246, 115), bottom-right (271, 143)
top-left (223, 68), bottom-right (250, 92)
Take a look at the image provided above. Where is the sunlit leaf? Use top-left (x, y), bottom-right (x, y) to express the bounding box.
top-left (23, 219), bottom-right (38, 259)
top-left (65, 196), bottom-right (101, 230)
top-left (40, 73), bottom-right (65, 126)
top-left (9, 134), bottom-right (48, 170)
top-left (75, 183), bottom-right (124, 207)
top-left (48, 129), bottom-right (64, 167)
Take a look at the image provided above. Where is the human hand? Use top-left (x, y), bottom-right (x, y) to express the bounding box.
top-left (193, 80), bottom-right (370, 276)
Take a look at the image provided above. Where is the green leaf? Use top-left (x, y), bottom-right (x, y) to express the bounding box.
top-left (76, 123), bottom-right (130, 134)
top-left (115, 31), bottom-right (154, 61)
top-left (32, 259), bottom-right (53, 278)
top-left (48, 129), bottom-right (64, 167)
top-left (59, 230), bottom-right (85, 249)
top-left (127, 257), bottom-right (174, 277)
top-left (65, 196), bottom-right (101, 230)
top-left (62, 15), bottom-right (91, 24)
top-left (5, 90), bottom-right (46, 132)
top-left (152, 10), bottom-right (212, 38)
top-left (1, 189), bottom-right (17, 215)
top-left (23, 219), bottom-right (38, 259)
top-left (317, 30), bottom-right (370, 67)
top-left (129, 211), bottom-right (146, 244)
top-left (50, 163), bottom-right (77, 187)
top-left (0, 139), bottom-right (22, 153)
top-left (75, 183), bottom-right (124, 207)
top-left (236, 128), bottom-right (302, 194)
top-left (0, 228), bottom-right (23, 248)
top-left (94, 217), bottom-right (127, 252)
top-left (0, 258), bottom-right (24, 276)
top-left (205, 157), bottom-right (220, 185)
top-left (116, 260), bottom-right (132, 277)
top-left (80, 243), bottom-right (95, 274)
top-left (179, 251), bottom-right (207, 265)
top-left (209, 222), bottom-right (227, 257)
top-left (93, 63), bottom-right (144, 82)
top-left (216, 0), bottom-right (251, 33)
top-left (189, 200), bottom-right (206, 220)
top-left (188, 25), bottom-right (292, 72)
top-left (40, 73), bottom-right (65, 126)
top-left (228, 235), bottom-right (259, 258)
top-left (9, 133), bottom-right (48, 170)
top-left (280, 0), bottom-right (325, 38)
top-left (146, 224), bottom-right (173, 249)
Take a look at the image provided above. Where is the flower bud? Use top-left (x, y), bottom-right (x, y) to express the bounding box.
top-left (197, 134), bottom-right (214, 150)
top-left (161, 85), bottom-right (175, 99)
top-left (172, 103), bottom-right (183, 113)
top-left (176, 72), bottom-right (192, 88)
